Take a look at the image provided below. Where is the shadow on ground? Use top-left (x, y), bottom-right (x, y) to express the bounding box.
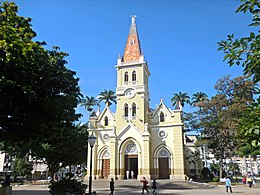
top-left (13, 190), bottom-right (49, 195)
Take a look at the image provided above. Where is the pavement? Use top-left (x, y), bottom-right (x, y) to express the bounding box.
top-left (11, 179), bottom-right (260, 195)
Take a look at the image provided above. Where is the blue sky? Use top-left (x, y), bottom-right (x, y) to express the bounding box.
top-left (12, 0), bottom-right (252, 124)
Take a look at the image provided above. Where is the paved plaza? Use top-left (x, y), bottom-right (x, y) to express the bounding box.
top-left (12, 179), bottom-right (260, 195)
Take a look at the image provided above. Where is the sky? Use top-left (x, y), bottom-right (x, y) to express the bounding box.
top-left (11, 0), bottom-right (253, 124)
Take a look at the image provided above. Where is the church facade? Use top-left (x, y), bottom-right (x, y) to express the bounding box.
top-left (87, 17), bottom-right (201, 180)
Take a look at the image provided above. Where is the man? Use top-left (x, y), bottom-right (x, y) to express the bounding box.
top-left (109, 178), bottom-right (114, 195)
top-left (225, 176), bottom-right (232, 193)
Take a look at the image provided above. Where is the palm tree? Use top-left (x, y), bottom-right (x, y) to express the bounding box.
top-left (171, 92), bottom-right (190, 107)
top-left (191, 92), bottom-right (208, 107)
top-left (80, 96), bottom-right (100, 113)
top-left (98, 89), bottom-right (117, 106)
top-left (191, 92), bottom-right (208, 167)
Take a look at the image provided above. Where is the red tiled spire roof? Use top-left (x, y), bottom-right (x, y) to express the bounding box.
top-left (123, 16), bottom-right (142, 62)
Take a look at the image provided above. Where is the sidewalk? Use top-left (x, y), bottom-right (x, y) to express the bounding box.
top-left (12, 179), bottom-right (260, 195)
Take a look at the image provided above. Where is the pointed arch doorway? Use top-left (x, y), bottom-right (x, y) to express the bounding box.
top-left (124, 142), bottom-right (138, 179)
top-left (101, 150), bottom-right (110, 179)
top-left (157, 147), bottom-right (171, 179)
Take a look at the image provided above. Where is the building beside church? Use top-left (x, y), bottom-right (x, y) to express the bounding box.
top-left (87, 16), bottom-right (202, 180)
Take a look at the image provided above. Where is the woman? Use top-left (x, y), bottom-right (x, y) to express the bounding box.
top-left (140, 177), bottom-right (149, 194)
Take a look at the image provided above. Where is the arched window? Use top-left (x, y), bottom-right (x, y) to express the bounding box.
top-left (132, 71), bottom-right (136, 81)
top-left (160, 112), bottom-right (165, 122)
top-left (124, 72), bottom-right (129, 82)
top-left (124, 104), bottom-right (129, 117)
top-left (132, 103), bottom-right (136, 116)
top-left (104, 116), bottom-right (108, 126)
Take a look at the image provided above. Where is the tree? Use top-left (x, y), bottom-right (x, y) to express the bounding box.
top-left (80, 96), bottom-right (100, 113)
top-left (33, 124), bottom-right (88, 182)
top-left (191, 92), bottom-right (208, 107)
top-left (171, 92), bottom-right (190, 107)
top-left (192, 76), bottom-right (255, 178)
top-left (13, 157), bottom-right (33, 179)
top-left (218, 0), bottom-right (260, 83)
top-left (98, 89), bottom-right (117, 106)
top-left (0, 1), bottom-right (83, 173)
top-left (227, 161), bottom-right (240, 177)
top-left (238, 97), bottom-right (260, 148)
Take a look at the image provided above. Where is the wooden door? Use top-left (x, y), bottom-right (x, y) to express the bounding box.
top-left (159, 158), bottom-right (169, 179)
top-left (102, 159), bottom-right (110, 178)
top-left (125, 155), bottom-right (138, 179)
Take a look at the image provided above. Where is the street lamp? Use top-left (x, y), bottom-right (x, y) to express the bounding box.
top-left (88, 133), bottom-right (96, 195)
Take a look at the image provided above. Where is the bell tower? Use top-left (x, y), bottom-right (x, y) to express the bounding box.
top-left (115, 16), bottom-right (151, 133)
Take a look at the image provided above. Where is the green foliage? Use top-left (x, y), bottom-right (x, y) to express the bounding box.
top-left (191, 92), bottom-right (208, 107)
top-left (237, 142), bottom-right (260, 157)
top-left (239, 97), bottom-right (260, 148)
top-left (49, 178), bottom-right (87, 195)
top-left (0, 2), bottom-right (82, 159)
top-left (80, 96), bottom-right (100, 112)
top-left (211, 162), bottom-right (220, 173)
top-left (34, 124), bottom-right (88, 180)
top-left (171, 92), bottom-right (190, 107)
top-left (201, 167), bottom-right (210, 179)
top-left (227, 161), bottom-right (240, 176)
top-left (0, 1), bottom-right (87, 180)
top-left (218, 0), bottom-right (260, 83)
top-left (13, 158), bottom-right (33, 178)
top-left (98, 89), bottom-right (117, 106)
top-left (188, 76), bottom-right (256, 178)
top-left (212, 177), bottom-right (219, 182)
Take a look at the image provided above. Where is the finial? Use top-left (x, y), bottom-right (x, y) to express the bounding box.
top-left (131, 15), bottom-right (137, 25)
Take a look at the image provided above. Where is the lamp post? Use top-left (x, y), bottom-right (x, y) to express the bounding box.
top-left (88, 133), bottom-right (96, 195)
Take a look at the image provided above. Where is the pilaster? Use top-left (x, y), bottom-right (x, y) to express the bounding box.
top-left (173, 125), bottom-right (185, 180)
top-left (142, 130), bottom-right (151, 180)
top-left (109, 136), bottom-right (117, 179)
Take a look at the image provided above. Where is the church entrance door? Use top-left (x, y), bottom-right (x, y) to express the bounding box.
top-left (125, 154), bottom-right (138, 179)
top-left (159, 158), bottom-right (169, 179)
top-left (102, 159), bottom-right (110, 178)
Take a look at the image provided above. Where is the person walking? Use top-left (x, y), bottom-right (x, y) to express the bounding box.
top-left (247, 176), bottom-right (253, 188)
top-left (140, 177), bottom-right (149, 194)
top-left (152, 179), bottom-right (158, 194)
top-left (242, 176), bottom-right (246, 185)
top-left (225, 176), bottom-right (232, 193)
top-left (109, 178), bottom-right (115, 195)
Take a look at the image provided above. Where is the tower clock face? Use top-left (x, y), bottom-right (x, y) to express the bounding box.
top-left (125, 88), bottom-right (135, 99)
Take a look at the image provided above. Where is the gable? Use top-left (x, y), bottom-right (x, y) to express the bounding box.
top-left (151, 100), bottom-right (173, 119)
top-left (117, 123), bottom-right (143, 141)
top-left (96, 107), bottom-right (115, 128)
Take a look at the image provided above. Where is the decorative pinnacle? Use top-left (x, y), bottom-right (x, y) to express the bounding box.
top-left (131, 15), bottom-right (137, 25)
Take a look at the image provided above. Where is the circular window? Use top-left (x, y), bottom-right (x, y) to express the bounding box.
top-left (129, 38), bottom-right (135, 45)
top-left (125, 143), bottom-right (138, 154)
top-left (103, 134), bottom-right (110, 141)
top-left (158, 130), bottom-right (167, 138)
top-left (159, 148), bottom-right (169, 158)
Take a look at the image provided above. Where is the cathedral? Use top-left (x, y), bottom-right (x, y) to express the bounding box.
top-left (87, 16), bottom-right (201, 180)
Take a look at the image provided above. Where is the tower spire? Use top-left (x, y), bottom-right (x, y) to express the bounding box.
top-left (123, 15), bottom-right (142, 62)
top-left (131, 15), bottom-right (136, 25)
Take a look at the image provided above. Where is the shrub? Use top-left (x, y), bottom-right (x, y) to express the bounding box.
top-left (212, 177), bottom-right (219, 182)
top-left (49, 178), bottom-right (87, 195)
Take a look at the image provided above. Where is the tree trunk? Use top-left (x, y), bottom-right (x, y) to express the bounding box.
top-left (48, 164), bottom-right (60, 183)
top-left (219, 157), bottom-right (223, 178)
